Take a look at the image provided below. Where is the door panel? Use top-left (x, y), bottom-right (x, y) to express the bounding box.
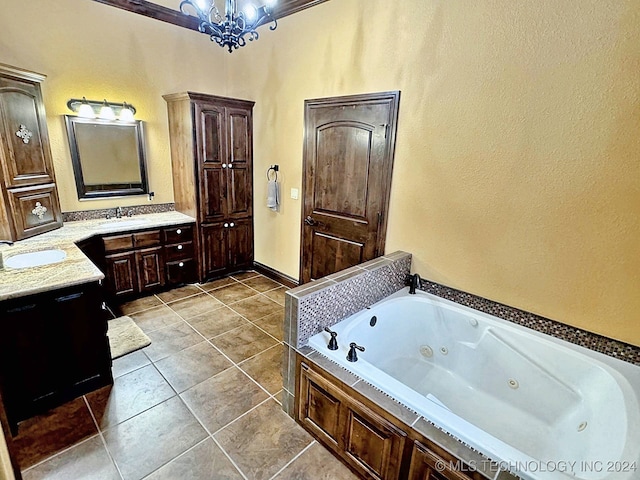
top-left (200, 222), bottom-right (227, 279)
top-left (310, 232), bottom-right (363, 280)
top-left (301, 92), bottom-right (400, 283)
top-left (227, 108), bottom-right (251, 165)
top-left (198, 106), bottom-right (225, 165)
top-left (227, 165), bottom-right (252, 218)
top-left (201, 167), bottom-right (226, 222)
top-left (6, 183), bottom-right (62, 240)
top-left (227, 218), bottom-right (253, 269)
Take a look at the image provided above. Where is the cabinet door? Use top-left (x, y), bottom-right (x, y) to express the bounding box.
top-left (408, 441), bottom-right (478, 480)
top-left (197, 104), bottom-right (227, 223)
top-left (227, 218), bottom-right (253, 270)
top-left (5, 183), bottom-right (62, 240)
top-left (200, 222), bottom-right (228, 279)
top-left (105, 251), bottom-right (137, 296)
top-left (343, 401), bottom-right (406, 480)
top-left (299, 364), bottom-right (343, 449)
top-left (136, 246), bottom-right (164, 292)
top-left (0, 74), bottom-right (55, 187)
top-left (226, 107), bottom-right (252, 219)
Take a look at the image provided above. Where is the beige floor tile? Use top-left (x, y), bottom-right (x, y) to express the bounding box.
top-left (145, 438), bottom-right (243, 480)
top-left (166, 292), bottom-right (223, 319)
top-left (253, 311), bottom-right (284, 340)
top-left (186, 306), bottom-right (250, 339)
top-left (180, 367), bottom-right (268, 433)
top-left (214, 400), bottom-right (312, 480)
top-left (22, 436), bottom-right (120, 480)
top-left (230, 271), bottom-right (260, 280)
top-left (242, 276), bottom-right (282, 293)
top-left (238, 344), bottom-right (283, 395)
top-left (156, 284), bottom-right (202, 303)
top-left (154, 342), bottom-right (233, 393)
top-left (273, 442), bottom-right (358, 480)
top-left (210, 324), bottom-right (279, 363)
top-left (229, 295), bottom-right (283, 322)
top-left (119, 295), bottom-right (163, 315)
top-left (262, 286), bottom-right (288, 306)
top-left (143, 322), bottom-right (203, 362)
top-left (103, 396), bottom-right (206, 480)
top-left (129, 305), bottom-right (182, 333)
top-left (209, 283), bottom-right (259, 304)
top-left (111, 349), bottom-right (150, 379)
top-left (86, 365), bottom-right (175, 429)
top-left (12, 398), bottom-right (98, 470)
top-left (198, 277), bottom-right (237, 291)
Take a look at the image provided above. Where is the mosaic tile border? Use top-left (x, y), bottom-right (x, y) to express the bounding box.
top-left (417, 279), bottom-right (640, 366)
top-left (62, 203), bottom-right (175, 222)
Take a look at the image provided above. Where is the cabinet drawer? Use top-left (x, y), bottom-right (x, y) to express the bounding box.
top-left (164, 225), bottom-right (193, 244)
top-left (164, 241), bottom-right (194, 262)
top-left (166, 258), bottom-right (197, 285)
top-left (133, 230), bottom-right (161, 248)
top-left (103, 234), bottom-right (134, 252)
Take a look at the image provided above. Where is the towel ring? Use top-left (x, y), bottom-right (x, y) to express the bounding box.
top-left (267, 165), bottom-right (279, 181)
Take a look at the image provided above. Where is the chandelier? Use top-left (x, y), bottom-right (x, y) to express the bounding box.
top-left (179, 0), bottom-right (277, 52)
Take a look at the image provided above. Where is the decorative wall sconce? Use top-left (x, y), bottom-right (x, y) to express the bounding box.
top-left (67, 97), bottom-right (137, 122)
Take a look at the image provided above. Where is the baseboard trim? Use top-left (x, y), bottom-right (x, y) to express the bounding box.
top-left (253, 262), bottom-right (299, 288)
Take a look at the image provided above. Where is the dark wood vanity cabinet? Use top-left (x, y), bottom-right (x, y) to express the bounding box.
top-left (0, 63), bottom-right (62, 241)
top-left (101, 224), bottom-right (196, 298)
top-left (297, 359), bottom-right (485, 480)
top-left (0, 282), bottom-right (112, 433)
top-left (164, 92), bottom-right (254, 281)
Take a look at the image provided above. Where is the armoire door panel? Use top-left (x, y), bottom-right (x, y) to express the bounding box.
top-left (227, 218), bottom-right (253, 269)
top-left (6, 183), bottom-right (62, 240)
top-left (0, 79), bottom-right (55, 187)
top-left (227, 166), bottom-right (252, 218)
top-left (198, 105), bottom-right (225, 165)
top-left (201, 167), bottom-right (226, 222)
top-left (227, 108), bottom-right (251, 165)
top-left (200, 222), bottom-right (228, 279)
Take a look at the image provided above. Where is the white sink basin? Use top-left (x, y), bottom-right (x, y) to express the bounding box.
top-left (97, 219), bottom-right (150, 230)
top-left (5, 249), bottom-right (67, 269)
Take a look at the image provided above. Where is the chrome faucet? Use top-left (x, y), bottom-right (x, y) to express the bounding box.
top-left (116, 206), bottom-right (123, 218)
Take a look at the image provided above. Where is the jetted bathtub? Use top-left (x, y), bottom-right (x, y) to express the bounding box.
top-left (308, 288), bottom-right (640, 480)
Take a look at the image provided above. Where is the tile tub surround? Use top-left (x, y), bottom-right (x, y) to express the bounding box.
top-left (0, 211), bottom-right (195, 301)
top-left (62, 203), bottom-right (175, 222)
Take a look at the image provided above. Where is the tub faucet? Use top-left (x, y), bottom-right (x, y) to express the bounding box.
top-left (407, 273), bottom-right (421, 294)
top-left (324, 327), bottom-right (338, 350)
top-left (347, 342), bottom-right (365, 362)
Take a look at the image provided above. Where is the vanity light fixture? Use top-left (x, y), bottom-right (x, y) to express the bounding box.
top-left (67, 98), bottom-right (137, 122)
top-left (179, 0), bottom-right (277, 52)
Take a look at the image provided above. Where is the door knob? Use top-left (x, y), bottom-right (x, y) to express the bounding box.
top-left (304, 216), bottom-right (317, 226)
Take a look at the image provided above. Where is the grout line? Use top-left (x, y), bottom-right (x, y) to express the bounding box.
top-left (19, 432), bottom-right (103, 474)
top-left (210, 436), bottom-right (249, 480)
top-left (209, 396), bottom-right (274, 437)
top-left (139, 437), bottom-right (213, 480)
top-left (267, 439), bottom-right (315, 480)
top-left (84, 396), bottom-right (126, 480)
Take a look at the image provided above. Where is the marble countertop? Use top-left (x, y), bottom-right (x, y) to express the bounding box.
top-left (0, 211), bottom-right (196, 302)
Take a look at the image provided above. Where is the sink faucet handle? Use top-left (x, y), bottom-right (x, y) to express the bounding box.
top-left (0, 240), bottom-right (14, 246)
top-left (347, 342), bottom-right (365, 362)
top-left (323, 327), bottom-right (338, 350)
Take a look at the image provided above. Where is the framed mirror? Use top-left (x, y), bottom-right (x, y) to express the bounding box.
top-left (64, 115), bottom-right (149, 200)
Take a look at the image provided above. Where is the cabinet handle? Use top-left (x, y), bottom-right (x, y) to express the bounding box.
top-left (229, 222), bottom-right (235, 227)
top-left (176, 229), bottom-right (182, 235)
top-left (177, 245), bottom-right (183, 250)
top-left (178, 262), bottom-right (184, 267)
top-left (55, 292), bottom-right (83, 303)
top-left (224, 223), bottom-right (229, 228)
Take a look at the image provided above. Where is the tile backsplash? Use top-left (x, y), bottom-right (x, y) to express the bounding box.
top-left (62, 203), bottom-right (175, 222)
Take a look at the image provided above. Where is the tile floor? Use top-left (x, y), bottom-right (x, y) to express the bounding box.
top-left (11, 272), bottom-right (357, 480)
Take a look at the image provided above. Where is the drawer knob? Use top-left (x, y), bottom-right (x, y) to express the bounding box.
top-left (179, 262), bottom-right (184, 267)
top-left (230, 222), bottom-right (235, 227)
top-left (224, 223), bottom-right (229, 228)
top-left (222, 163), bottom-right (227, 168)
top-left (176, 229), bottom-right (182, 234)
top-left (177, 245), bottom-right (183, 250)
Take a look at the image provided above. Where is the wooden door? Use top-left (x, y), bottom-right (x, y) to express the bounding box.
top-left (105, 251), bottom-right (138, 296)
top-left (227, 217), bottom-right (253, 270)
top-left (301, 91), bottom-right (400, 283)
top-left (196, 102), bottom-right (226, 223)
top-left (135, 246), bottom-right (164, 292)
top-left (200, 222), bottom-right (228, 279)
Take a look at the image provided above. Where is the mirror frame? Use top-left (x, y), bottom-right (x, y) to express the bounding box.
top-left (64, 115), bottom-right (149, 200)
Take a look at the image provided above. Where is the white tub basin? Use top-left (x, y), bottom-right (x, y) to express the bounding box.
top-left (5, 249), bottom-right (67, 269)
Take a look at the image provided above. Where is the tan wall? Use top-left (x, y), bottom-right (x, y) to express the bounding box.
top-left (0, 0), bottom-right (229, 212)
top-left (226, 0), bottom-right (640, 347)
top-left (0, 1), bottom-right (638, 350)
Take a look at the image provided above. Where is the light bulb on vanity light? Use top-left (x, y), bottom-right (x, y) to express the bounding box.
top-left (77, 97), bottom-right (95, 118)
top-left (99, 99), bottom-right (116, 120)
top-left (119, 102), bottom-right (135, 122)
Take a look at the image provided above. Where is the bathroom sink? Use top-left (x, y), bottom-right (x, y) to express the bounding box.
top-left (97, 219), bottom-right (150, 230)
top-left (4, 249), bottom-right (67, 269)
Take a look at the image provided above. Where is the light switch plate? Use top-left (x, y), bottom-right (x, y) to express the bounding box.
top-left (290, 188), bottom-right (299, 200)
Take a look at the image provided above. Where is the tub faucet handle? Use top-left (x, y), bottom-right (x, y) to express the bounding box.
top-left (324, 327), bottom-right (338, 350)
top-left (347, 342), bottom-right (365, 362)
top-left (406, 273), bottom-right (421, 294)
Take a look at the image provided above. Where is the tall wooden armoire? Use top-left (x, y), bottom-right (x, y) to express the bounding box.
top-left (164, 92), bottom-right (254, 282)
top-left (0, 64), bottom-right (62, 241)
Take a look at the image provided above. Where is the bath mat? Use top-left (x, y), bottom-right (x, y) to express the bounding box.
top-left (107, 316), bottom-right (151, 360)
